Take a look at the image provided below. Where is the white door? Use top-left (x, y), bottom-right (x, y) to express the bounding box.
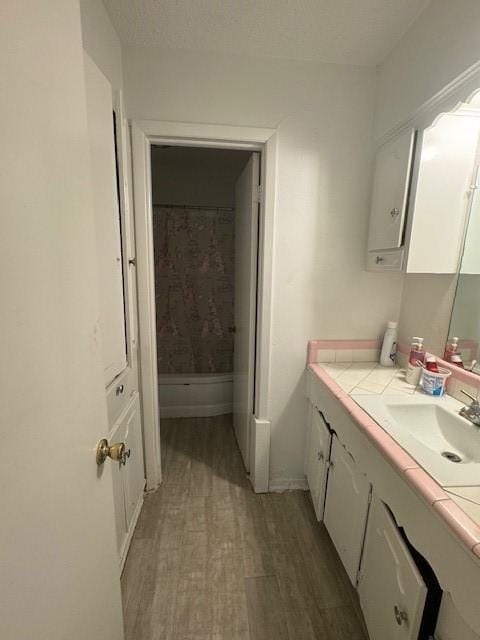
top-left (305, 406), bottom-right (331, 521)
top-left (359, 496), bottom-right (427, 640)
top-left (324, 436), bottom-right (371, 584)
top-left (368, 128), bottom-right (416, 251)
top-left (233, 152), bottom-right (260, 470)
top-left (84, 54), bottom-right (127, 387)
top-left (1, 3), bottom-right (123, 640)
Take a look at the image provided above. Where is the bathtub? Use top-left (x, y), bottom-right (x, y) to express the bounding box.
top-left (158, 372), bottom-right (233, 418)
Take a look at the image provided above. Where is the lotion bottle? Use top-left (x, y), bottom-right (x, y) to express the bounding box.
top-left (380, 321), bottom-right (398, 367)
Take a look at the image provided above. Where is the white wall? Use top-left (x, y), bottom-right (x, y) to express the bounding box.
top-left (151, 146), bottom-right (250, 207)
top-left (123, 47), bottom-right (404, 484)
top-left (375, 0), bottom-right (480, 139)
top-left (80, 0), bottom-right (123, 89)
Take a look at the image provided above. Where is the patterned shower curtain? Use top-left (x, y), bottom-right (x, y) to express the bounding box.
top-left (153, 205), bottom-right (234, 374)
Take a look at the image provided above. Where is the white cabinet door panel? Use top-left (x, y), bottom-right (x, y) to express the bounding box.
top-left (108, 393), bottom-right (145, 562)
top-left (123, 394), bottom-right (146, 526)
top-left (305, 406), bottom-right (331, 521)
top-left (359, 496), bottom-right (427, 640)
top-left (84, 54), bottom-right (127, 386)
top-left (324, 436), bottom-right (370, 584)
top-left (109, 417), bottom-right (128, 556)
top-left (368, 128), bottom-right (415, 251)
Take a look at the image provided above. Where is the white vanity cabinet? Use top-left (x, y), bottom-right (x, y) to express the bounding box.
top-left (358, 496), bottom-right (427, 640)
top-left (323, 435), bottom-right (371, 585)
top-left (306, 366), bottom-right (480, 636)
top-left (304, 405), bottom-right (331, 521)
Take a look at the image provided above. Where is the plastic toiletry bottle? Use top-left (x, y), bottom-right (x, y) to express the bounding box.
top-left (450, 353), bottom-right (465, 369)
top-left (425, 356), bottom-right (439, 373)
top-left (380, 321), bottom-right (398, 367)
top-left (405, 337), bottom-right (425, 384)
top-left (444, 337), bottom-right (459, 362)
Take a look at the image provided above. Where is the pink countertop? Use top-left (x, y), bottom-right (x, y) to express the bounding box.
top-left (309, 361), bottom-right (480, 558)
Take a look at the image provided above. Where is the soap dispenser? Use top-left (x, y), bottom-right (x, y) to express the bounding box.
top-left (405, 337), bottom-right (425, 385)
top-left (444, 337), bottom-right (459, 363)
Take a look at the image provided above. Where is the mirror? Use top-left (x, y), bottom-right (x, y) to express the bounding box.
top-left (448, 168), bottom-right (480, 372)
top-left (447, 90), bottom-right (480, 372)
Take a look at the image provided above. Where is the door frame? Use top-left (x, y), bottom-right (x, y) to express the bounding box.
top-left (131, 120), bottom-right (277, 492)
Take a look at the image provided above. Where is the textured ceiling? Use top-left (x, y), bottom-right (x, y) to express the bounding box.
top-left (103, 0), bottom-right (430, 66)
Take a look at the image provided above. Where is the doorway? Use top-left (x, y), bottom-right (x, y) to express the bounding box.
top-left (151, 145), bottom-right (256, 472)
top-left (131, 121), bottom-right (277, 493)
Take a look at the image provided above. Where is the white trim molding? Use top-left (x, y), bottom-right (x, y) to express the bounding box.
top-left (376, 61), bottom-right (480, 147)
top-left (269, 477), bottom-right (309, 493)
top-left (130, 120), bottom-right (277, 493)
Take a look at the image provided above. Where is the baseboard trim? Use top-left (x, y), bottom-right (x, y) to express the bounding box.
top-left (269, 477), bottom-right (309, 492)
top-left (159, 403), bottom-right (233, 419)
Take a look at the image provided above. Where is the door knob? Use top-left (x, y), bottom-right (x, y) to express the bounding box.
top-left (96, 438), bottom-right (126, 465)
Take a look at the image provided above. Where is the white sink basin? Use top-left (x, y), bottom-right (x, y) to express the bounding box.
top-left (352, 394), bottom-right (480, 486)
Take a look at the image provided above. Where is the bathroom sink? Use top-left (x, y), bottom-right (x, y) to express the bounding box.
top-left (352, 394), bottom-right (480, 486)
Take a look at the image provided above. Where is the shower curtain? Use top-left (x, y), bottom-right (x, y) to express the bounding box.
top-left (153, 205), bottom-right (234, 374)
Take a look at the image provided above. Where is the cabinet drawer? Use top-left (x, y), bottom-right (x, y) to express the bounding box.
top-left (367, 248), bottom-right (403, 271)
top-left (106, 366), bottom-right (137, 427)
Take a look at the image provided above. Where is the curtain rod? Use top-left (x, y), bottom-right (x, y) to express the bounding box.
top-left (152, 203), bottom-right (234, 212)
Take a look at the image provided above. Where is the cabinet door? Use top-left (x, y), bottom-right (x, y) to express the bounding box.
top-left (84, 54), bottom-right (127, 386)
top-left (323, 436), bottom-right (371, 584)
top-left (123, 394), bottom-right (146, 527)
top-left (368, 128), bottom-right (415, 251)
top-left (305, 406), bottom-right (331, 521)
top-left (109, 416), bottom-right (128, 557)
top-left (109, 393), bottom-right (145, 562)
top-left (358, 496), bottom-right (427, 640)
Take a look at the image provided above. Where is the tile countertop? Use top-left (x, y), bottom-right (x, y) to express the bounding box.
top-left (308, 360), bottom-right (480, 558)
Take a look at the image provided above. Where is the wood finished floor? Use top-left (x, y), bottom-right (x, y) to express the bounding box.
top-left (121, 414), bottom-right (368, 640)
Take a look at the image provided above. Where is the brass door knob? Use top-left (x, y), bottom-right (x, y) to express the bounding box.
top-left (96, 438), bottom-right (126, 465)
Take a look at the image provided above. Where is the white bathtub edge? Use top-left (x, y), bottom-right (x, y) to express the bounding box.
top-left (160, 402), bottom-right (233, 419)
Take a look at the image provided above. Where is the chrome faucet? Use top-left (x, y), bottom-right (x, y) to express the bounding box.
top-left (459, 390), bottom-right (480, 426)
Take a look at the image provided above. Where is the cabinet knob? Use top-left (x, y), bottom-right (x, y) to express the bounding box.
top-left (116, 384), bottom-right (125, 396)
top-left (375, 256), bottom-right (384, 264)
top-left (390, 207), bottom-right (400, 218)
top-left (317, 451), bottom-right (324, 462)
top-left (394, 605), bottom-right (408, 626)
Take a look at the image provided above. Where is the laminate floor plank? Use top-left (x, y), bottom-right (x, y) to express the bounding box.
top-left (121, 413), bottom-right (368, 640)
top-left (245, 575), bottom-right (289, 640)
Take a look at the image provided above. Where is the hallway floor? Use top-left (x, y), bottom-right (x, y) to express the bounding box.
top-left (121, 414), bottom-right (368, 639)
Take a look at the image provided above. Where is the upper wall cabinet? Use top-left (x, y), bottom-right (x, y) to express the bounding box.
top-left (367, 100), bottom-right (480, 274)
top-left (368, 128), bottom-right (415, 253)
